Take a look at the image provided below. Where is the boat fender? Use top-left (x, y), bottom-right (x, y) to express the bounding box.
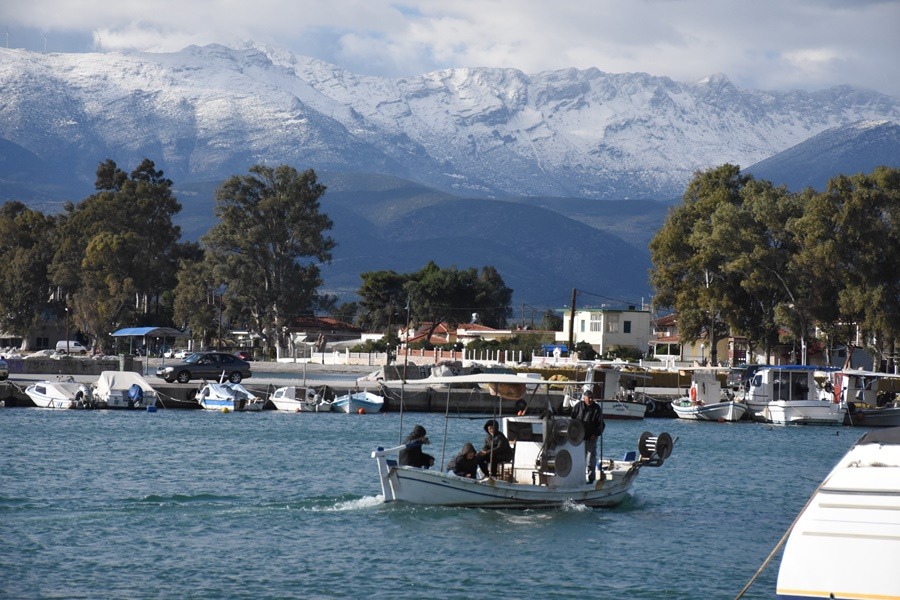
top-left (689, 386), bottom-right (697, 403)
top-left (645, 399), bottom-right (656, 414)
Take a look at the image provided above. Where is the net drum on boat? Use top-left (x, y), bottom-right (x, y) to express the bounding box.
top-left (638, 431), bottom-right (673, 460)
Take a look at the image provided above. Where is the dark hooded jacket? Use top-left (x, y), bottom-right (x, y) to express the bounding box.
top-left (399, 425), bottom-right (434, 468)
top-left (480, 419), bottom-right (514, 463)
top-left (447, 442), bottom-right (479, 478)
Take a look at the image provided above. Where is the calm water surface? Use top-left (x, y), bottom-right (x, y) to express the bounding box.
top-left (0, 407), bottom-right (859, 599)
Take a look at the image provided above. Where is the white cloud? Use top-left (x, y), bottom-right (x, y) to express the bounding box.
top-left (1, 0), bottom-right (898, 95)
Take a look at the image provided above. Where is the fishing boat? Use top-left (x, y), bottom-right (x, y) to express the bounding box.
top-left (776, 427), bottom-right (900, 599)
top-left (371, 374), bottom-right (674, 508)
top-left (671, 368), bottom-right (748, 422)
top-left (269, 385), bottom-right (333, 412)
top-left (25, 379), bottom-right (95, 409)
top-left (332, 390), bottom-right (384, 414)
top-left (92, 371), bottom-right (159, 409)
top-left (196, 381), bottom-right (265, 411)
top-left (833, 369), bottom-right (900, 427)
top-left (562, 362), bottom-right (650, 420)
top-left (745, 365), bottom-right (842, 425)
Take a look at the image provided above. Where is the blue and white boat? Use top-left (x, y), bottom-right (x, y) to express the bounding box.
top-left (745, 365), bottom-right (842, 424)
top-left (196, 382), bottom-right (264, 412)
top-left (332, 390), bottom-right (384, 414)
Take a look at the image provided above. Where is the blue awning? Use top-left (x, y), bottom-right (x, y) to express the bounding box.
top-left (111, 327), bottom-right (187, 338)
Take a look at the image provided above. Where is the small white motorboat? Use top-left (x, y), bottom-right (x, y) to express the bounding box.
top-left (672, 369), bottom-right (748, 422)
top-left (269, 385), bottom-right (333, 412)
top-left (332, 390), bottom-right (384, 414)
top-left (776, 427), bottom-right (900, 598)
top-left (92, 371), bottom-right (159, 409)
top-left (834, 369), bottom-right (900, 427)
top-left (25, 380), bottom-right (95, 409)
top-left (196, 382), bottom-right (264, 411)
top-left (372, 374), bottom-right (674, 508)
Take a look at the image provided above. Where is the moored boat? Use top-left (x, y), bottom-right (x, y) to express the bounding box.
top-left (834, 369), bottom-right (900, 427)
top-left (270, 385), bottom-right (333, 412)
top-left (92, 371), bottom-right (159, 409)
top-left (776, 427), bottom-right (900, 599)
top-left (196, 382), bottom-right (264, 411)
top-left (371, 374), bottom-right (674, 508)
top-left (25, 380), bottom-right (95, 409)
top-left (562, 362), bottom-right (650, 420)
top-left (746, 365), bottom-right (842, 425)
top-left (332, 390), bottom-right (384, 414)
top-left (671, 368), bottom-right (748, 422)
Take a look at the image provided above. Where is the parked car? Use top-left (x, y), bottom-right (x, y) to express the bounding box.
top-left (155, 351), bottom-right (252, 384)
top-left (56, 340), bottom-right (88, 354)
top-left (727, 364), bottom-right (764, 391)
top-left (235, 350), bottom-right (253, 361)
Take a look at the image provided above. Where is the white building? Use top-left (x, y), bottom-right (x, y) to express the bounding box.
top-left (555, 307), bottom-right (652, 356)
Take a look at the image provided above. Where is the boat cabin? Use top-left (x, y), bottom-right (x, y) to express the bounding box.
top-left (747, 366), bottom-right (829, 405)
top-left (832, 370), bottom-right (900, 408)
top-left (582, 365), bottom-right (650, 401)
top-left (498, 415), bottom-right (588, 488)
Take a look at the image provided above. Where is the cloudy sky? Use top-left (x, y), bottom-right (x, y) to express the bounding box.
top-left (2, 0), bottom-right (898, 95)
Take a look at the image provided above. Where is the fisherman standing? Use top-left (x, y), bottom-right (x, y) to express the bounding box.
top-left (571, 388), bottom-right (605, 483)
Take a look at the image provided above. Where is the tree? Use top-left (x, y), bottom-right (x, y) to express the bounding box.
top-left (0, 202), bottom-right (56, 347)
top-left (202, 164), bottom-right (334, 352)
top-left (649, 164), bottom-right (750, 365)
top-left (49, 159), bottom-right (183, 347)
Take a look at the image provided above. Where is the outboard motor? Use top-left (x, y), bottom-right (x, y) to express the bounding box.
top-left (127, 383), bottom-right (144, 408)
top-left (75, 384), bottom-right (93, 409)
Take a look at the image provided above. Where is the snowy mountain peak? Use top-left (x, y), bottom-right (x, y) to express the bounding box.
top-left (0, 43), bottom-right (898, 201)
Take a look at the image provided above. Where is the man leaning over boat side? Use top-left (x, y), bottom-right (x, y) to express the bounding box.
top-left (447, 442), bottom-right (480, 478)
top-left (571, 389), bottom-right (605, 483)
top-left (399, 425), bottom-right (435, 468)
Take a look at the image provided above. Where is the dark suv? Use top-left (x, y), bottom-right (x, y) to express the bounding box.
top-left (156, 351), bottom-right (252, 384)
top-left (726, 365), bottom-right (763, 391)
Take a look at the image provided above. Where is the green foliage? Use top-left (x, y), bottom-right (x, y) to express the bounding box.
top-left (201, 164), bottom-right (334, 351)
top-left (574, 341), bottom-right (598, 360)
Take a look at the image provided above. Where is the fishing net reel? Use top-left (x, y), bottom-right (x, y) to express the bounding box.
top-left (637, 431), bottom-right (674, 466)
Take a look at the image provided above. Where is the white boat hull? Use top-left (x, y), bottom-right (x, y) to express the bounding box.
top-left (598, 399), bottom-right (646, 420)
top-left (672, 400), bottom-right (748, 422)
top-left (374, 459), bottom-right (639, 508)
top-left (777, 427), bottom-right (900, 599)
top-left (765, 400), bottom-right (844, 425)
top-left (25, 381), bottom-right (92, 409)
top-left (332, 391), bottom-right (384, 414)
top-left (271, 398), bottom-right (333, 412)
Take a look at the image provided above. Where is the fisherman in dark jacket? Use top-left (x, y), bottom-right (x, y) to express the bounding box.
top-left (571, 388), bottom-right (605, 483)
top-left (479, 419), bottom-right (514, 477)
top-left (398, 424), bottom-right (434, 468)
top-left (447, 442), bottom-right (479, 478)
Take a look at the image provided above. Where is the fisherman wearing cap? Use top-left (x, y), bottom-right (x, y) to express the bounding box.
top-left (571, 387), bottom-right (605, 483)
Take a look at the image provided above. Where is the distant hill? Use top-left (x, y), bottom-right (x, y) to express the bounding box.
top-left (745, 120), bottom-right (900, 191)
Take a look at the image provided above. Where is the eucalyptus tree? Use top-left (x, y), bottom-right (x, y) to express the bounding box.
top-left (649, 164), bottom-right (751, 365)
top-left (202, 164), bottom-right (334, 352)
top-left (0, 202), bottom-right (56, 347)
top-left (49, 159), bottom-right (183, 346)
top-left (797, 167), bottom-right (900, 369)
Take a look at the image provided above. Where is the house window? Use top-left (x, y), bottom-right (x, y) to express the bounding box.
top-left (624, 321), bottom-right (631, 334)
top-left (590, 313), bottom-right (602, 332)
top-left (580, 319), bottom-right (585, 333)
top-left (605, 313), bottom-right (619, 333)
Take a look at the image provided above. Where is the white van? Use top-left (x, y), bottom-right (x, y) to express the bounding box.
top-left (56, 340), bottom-right (88, 354)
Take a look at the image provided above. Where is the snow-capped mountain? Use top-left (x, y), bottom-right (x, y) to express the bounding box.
top-left (1, 43), bottom-right (898, 203)
top-left (745, 120), bottom-right (900, 191)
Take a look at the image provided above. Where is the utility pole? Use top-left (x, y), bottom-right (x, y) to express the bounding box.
top-left (567, 288), bottom-right (577, 352)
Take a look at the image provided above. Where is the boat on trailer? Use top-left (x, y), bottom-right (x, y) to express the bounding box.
top-left (371, 374), bottom-right (673, 508)
top-left (776, 427), bottom-right (900, 599)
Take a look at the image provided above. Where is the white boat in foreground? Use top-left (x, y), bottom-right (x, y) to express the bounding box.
top-left (332, 390), bottom-right (384, 414)
top-left (25, 380), bottom-right (94, 409)
top-left (672, 369), bottom-right (748, 422)
top-left (776, 427), bottom-right (900, 599)
top-left (270, 385), bottom-right (333, 412)
top-left (372, 374), bottom-right (673, 508)
top-left (196, 382), bottom-right (264, 411)
top-left (92, 371), bottom-right (159, 409)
